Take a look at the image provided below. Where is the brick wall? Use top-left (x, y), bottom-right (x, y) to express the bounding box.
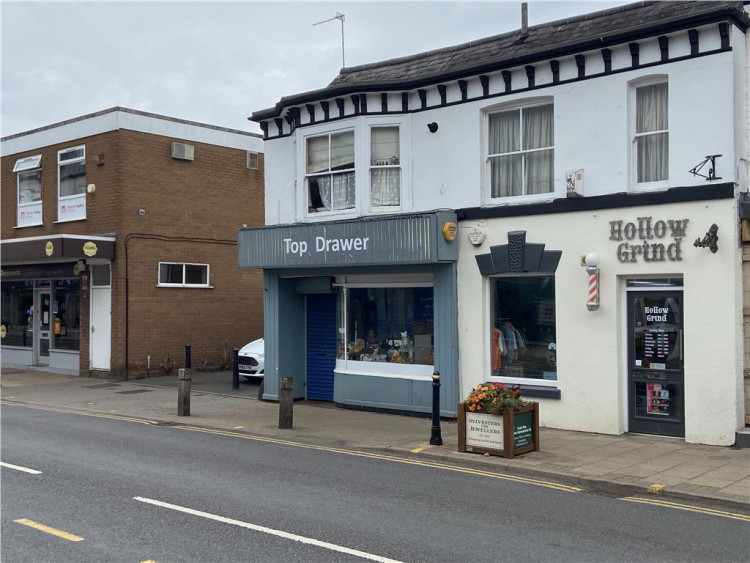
top-left (2, 126), bottom-right (265, 378)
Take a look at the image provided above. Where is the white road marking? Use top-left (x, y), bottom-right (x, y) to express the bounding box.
top-left (134, 496), bottom-right (403, 563)
top-left (1, 461), bottom-right (42, 474)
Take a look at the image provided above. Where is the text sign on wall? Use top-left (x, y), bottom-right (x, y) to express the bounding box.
top-left (609, 217), bottom-right (688, 263)
top-left (513, 411), bottom-right (534, 448)
top-left (17, 203), bottom-right (42, 227)
top-left (239, 213), bottom-right (458, 269)
top-left (465, 411), bottom-right (504, 450)
top-left (58, 195), bottom-right (86, 222)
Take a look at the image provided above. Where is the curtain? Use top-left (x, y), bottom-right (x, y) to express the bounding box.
top-left (636, 83), bottom-right (668, 182)
top-left (314, 172), bottom-right (356, 211)
top-left (307, 136), bottom-right (329, 174)
top-left (371, 169), bottom-right (401, 206)
top-left (489, 110), bottom-right (520, 197)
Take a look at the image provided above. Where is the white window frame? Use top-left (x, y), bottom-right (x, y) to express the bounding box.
top-left (486, 273), bottom-right (558, 389)
top-left (629, 76), bottom-right (669, 191)
top-left (57, 145), bottom-right (87, 222)
top-left (157, 262), bottom-right (211, 288)
top-left (297, 116), bottom-right (410, 221)
top-left (484, 99), bottom-right (555, 204)
top-left (16, 156), bottom-right (43, 227)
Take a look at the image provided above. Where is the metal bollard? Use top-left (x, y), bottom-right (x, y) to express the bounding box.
top-left (430, 371), bottom-right (443, 445)
top-left (185, 345), bottom-right (192, 370)
top-left (279, 377), bottom-right (294, 429)
top-left (232, 348), bottom-right (239, 390)
top-left (177, 368), bottom-right (191, 416)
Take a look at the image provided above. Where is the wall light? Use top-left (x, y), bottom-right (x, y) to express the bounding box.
top-left (584, 253), bottom-right (600, 311)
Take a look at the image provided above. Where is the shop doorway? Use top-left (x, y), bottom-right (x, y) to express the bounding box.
top-left (34, 290), bottom-right (51, 366)
top-left (90, 265), bottom-right (111, 371)
top-left (306, 293), bottom-right (336, 401)
top-left (627, 290), bottom-right (685, 437)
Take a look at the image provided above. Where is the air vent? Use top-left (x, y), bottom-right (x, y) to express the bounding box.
top-left (171, 142), bottom-right (195, 161)
top-left (247, 151), bottom-right (259, 170)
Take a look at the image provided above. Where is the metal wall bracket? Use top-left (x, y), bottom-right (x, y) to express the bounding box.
top-left (693, 223), bottom-right (719, 253)
top-left (689, 155), bottom-right (722, 181)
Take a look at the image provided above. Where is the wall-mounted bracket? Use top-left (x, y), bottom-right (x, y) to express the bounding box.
top-left (693, 223), bottom-right (719, 253)
top-left (689, 154), bottom-right (722, 181)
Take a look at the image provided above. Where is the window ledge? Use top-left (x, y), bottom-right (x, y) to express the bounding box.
top-left (156, 285), bottom-right (214, 289)
top-left (14, 223), bottom-right (43, 229)
top-left (54, 218), bottom-right (87, 224)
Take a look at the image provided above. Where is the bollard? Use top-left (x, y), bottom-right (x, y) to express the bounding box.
top-left (177, 368), bottom-right (191, 416)
top-left (279, 377), bottom-right (294, 429)
top-left (430, 371), bottom-right (443, 445)
top-left (232, 348), bottom-right (240, 390)
top-left (185, 345), bottom-right (192, 370)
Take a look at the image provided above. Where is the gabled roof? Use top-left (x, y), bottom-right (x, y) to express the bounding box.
top-left (251, 0), bottom-right (748, 121)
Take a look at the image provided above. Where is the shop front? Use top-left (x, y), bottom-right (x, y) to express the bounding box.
top-left (238, 212), bottom-right (460, 416)
top-left (1, 234), bottom-right (115, 375)
top-left (458, 186), bottom-right (743, 446)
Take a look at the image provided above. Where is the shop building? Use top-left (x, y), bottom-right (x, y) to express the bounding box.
top-left (2, 107), bottom-right (265, 378)
top-left (244, 1), bottom-right (749, 444)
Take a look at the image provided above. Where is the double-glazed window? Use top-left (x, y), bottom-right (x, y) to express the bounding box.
top-left (158, 262), bottom-right (210, 287)
top-left (490, 276), bottom-right (557, 383)
top-left (633, 80), bottom-right (668, 184)
top-left (14, 154), bottom-right (43, 227)
top-left (488, 103), bottom-right (554, 198)
top-left (58, 146), bottom-right (87, 221)
top-left (306, 131), bottom-right (355, 213)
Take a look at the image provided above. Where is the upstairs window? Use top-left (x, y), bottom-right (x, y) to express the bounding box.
top-left (158, 262), bottom-right (210, 288)
top-left (370, 126), bottom-right (401, 208)
top-left (306, 131), bottom-right (355, 213)
top-left (488, 103), bottom-right (554, 198)
top-left (634, 81), bottom-right (668, 184)
top-left (14, 154), bottom-right (43, 227)
top-left (57, 146), bottom-right (86, 221)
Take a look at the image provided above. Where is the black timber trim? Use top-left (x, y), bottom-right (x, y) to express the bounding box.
top-left (575, 54), bottom-right (585, 79)
top-left (480, 75), bottom-right (490, 96)
top-left (438, 84), bottom-right (447, 106)
top-left (321, 101), bottom-right (330, 121)
top-left (258, 47), bottom-right (733, 140)
top-left (306, 104), bottom-right (315, 124)
top-left (360, 95), bottom-right (368, 114)
top-left (458, 182), bottom-right (735, 221)
top-left (629, 42), bottom-right (640, 67)
top-left (550, 60), bottom-right (560, 83)
top-left (658, 36), bottom-right (669, 62)
top-left (458, 80), bottom-right (468, 101)
top-left (602, 48), bottom-right (612, 73)
top-left (719, 22), bottom-right (730, 49)
top-left (525, 65), bottom-right (535, 88)
top-left (689, 29), bottom-right (700, 55)
top-left (418, 89), bottom-right (427, 109)
top-left (381, 93), bottom-right (388, 112)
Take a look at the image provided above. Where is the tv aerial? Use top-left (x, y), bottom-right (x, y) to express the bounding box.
top-left (313, 12), bottom-right (346, 68)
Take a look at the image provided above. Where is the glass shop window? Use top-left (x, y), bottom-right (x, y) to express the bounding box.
top-left (53, 279), bottom-right (80, 351)
top-left (490, 276), bottom-right (557, 381)
top-left (0, 281), bottom-right (34, 348)
top-left (339, 287), bottom-right (434, 366)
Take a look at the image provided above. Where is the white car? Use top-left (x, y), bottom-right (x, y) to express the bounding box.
top-left (238, 337), bottom-right (264, 380)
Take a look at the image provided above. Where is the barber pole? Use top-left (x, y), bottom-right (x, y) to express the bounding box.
top-left (586, 265), bottom-right (600, 311)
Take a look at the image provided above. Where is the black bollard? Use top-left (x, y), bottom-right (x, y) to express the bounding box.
top-left (279, 377), bottom-right (294, 429)
top-left (430, 371), bottom-right (443, 445)
top-left (232, 348), bottom-right (239, 390)
top-left (185, 344), bottom-right (192, 370)
top-left (177, 368), bottom-right (191, 416)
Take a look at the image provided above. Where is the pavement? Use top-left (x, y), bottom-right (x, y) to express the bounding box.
top-left (1, 367), bottom-right (749, 512)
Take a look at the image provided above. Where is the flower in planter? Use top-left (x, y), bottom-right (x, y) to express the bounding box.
top-left (464, 382), bottom-right (527, 414)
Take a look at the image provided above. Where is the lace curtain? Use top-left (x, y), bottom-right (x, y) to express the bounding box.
top-left (489, 104), bottom-right (553, 197)
top-left (370, 127), bottom-right (401, 206)
top-left (636, 83), bottom-right (668, 183)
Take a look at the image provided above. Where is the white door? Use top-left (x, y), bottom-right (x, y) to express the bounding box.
top-left (90, 265), bottom-right (112, 370)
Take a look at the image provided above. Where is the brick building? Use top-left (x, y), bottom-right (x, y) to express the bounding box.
top-left (1, 107), bottom-right (264, 378)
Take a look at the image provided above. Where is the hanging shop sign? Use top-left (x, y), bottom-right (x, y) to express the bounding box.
top-left (609, 217), bottom-right (689, 263)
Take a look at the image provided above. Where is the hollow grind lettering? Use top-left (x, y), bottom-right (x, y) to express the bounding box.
top-left (609, 217), bottom-right (688, 263)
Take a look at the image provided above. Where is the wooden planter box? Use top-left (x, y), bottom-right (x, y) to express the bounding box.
top-left (457, 402), bottom-right (539, 458)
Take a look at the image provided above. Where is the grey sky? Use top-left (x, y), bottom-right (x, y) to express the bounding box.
top-left (1, 0), bottom-right (628, 137)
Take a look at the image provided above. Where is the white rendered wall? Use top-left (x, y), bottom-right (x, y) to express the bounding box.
top-left (457, 197), bottom-right (742, 445)
top-left (263, 50), bottom-right (739, 226)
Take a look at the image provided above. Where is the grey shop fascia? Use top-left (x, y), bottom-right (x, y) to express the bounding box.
top-left (237, 211), bottom-right (461, 416)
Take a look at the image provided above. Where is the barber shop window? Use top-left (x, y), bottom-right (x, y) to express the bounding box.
top-left (158, 262), bottom-right (210, 288)
top-left (490, 276), bottom-right (557, 383)
top-left (306, 130), bottom-right (355, 213)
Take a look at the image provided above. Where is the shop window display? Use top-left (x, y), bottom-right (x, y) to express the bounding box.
top-left (53, 279), bottom-right (81, 351)
top-left (338, 287), bottom-right (434, 366)
top-left (1, 281), bottom-right (34, 347)
top-left (490, 276), bottom-right (556, 381)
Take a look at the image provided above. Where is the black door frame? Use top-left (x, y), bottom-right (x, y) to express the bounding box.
top-left (626, 289), bottom-right (685, 437)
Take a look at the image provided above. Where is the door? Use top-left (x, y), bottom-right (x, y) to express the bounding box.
top-left (306, 293), bottom-right (337, 401)
top-left (34, 290), bottom-right (51, 365)
top-left (627, 291), bottom-right (685, 437)
top-left (90, 265), bottom-right (112, 370)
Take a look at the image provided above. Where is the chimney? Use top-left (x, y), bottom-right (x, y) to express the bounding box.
top-left (521, 2), bottom-right (529, 36)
